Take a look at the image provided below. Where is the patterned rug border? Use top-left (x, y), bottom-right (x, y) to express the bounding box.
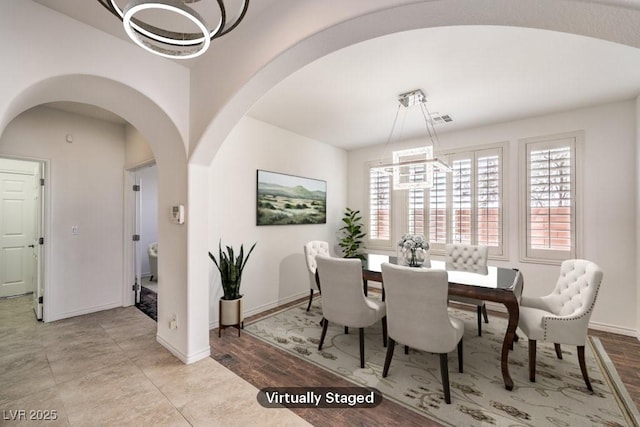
top-left (590, 337), bottom-right (640, 426)
top-left (244, 300), bottom-right (640, 426)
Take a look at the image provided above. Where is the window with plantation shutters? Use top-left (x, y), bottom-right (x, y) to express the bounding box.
top-left (522, 135), bottom-right (578, 262)
top-left (365, 143), bottom-right (505, 256)
top-left (445, 147), bottom-right (502, 254)
top-left (367, 166), bottom-right (392, 248)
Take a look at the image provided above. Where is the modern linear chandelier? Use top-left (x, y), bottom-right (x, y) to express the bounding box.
top-left (97, 0), bottom-right (249, 59)
top-left (373, 89), bottom-right (452, 191)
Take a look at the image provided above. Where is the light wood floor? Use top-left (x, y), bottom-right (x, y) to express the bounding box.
top-left (211, 295), bottom-right (640, 426)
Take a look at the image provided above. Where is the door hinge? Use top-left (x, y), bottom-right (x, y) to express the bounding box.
top-left (38, 237), bottom-right (44, 245)
top-left (40, 178), bottom-right (45, 186)
top-left (38, 296), bottom-right (43, 304)
top-left (132, 234), bottom-right (140, 241)
top-left (132, 283), bottom-right (140, 292)
top-left (133, 184), bottom-right (140, 192)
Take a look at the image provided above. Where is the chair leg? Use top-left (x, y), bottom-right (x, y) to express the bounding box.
top-left (529, 339), bottom-right (537, 382)
top-left (306, 289), bottom-right (314, 312)
top-left (554, 343), bottom-right (563, 359)
top-left (404, 345), bottom-right (409, 355)
top-left (482, 303), bottom-right (489, 323)
top-left (476, 306), bottom-right (482, 337)
top-left (359, 328), bottom-right (365, 369)
top-left (318, 319), bottom-right (329, 350)
top-left (440, 353), bottom-right (451, 404)
top-left (382, 338), bottom-right (396, 377)
top-left (577, 345), bottom-right (593, 392)
top-left (457, 339), bottom-right (464, 373)
top-left (510, 332), bottom-right (520, 351)
top-left (381, 316), bottom-right (388, 348)
top-left (345, 326), bottom-right (349, 334)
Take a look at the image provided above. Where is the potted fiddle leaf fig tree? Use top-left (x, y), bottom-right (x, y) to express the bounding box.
top-left (209, 240), bottom-right (256, 337)
top-left (339, 207), bottom-right (366, 260)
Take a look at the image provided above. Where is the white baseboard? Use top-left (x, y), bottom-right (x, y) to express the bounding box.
top-left (588, 321), bottom-right (639, 338)
top-left (47, 301), bottom-right (122, 322)
top-left (209, 290), bottom-right (309, 330)
top-left (156, 334), bottom-right (211, 364)
top-left (484, 302), bottom-right (639, 339)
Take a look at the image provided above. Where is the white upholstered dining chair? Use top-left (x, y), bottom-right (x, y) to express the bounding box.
top-left (303, 240), bottom-right (330, 311)
top-left (381, 263), bottom-right (464, 404)
top-left (446, 243), bottom-right (489, 336)
top-left (148, 242), bottom-right (158, 282)
top-left (316, 256), bottom-right (387, 369)
top-left (518, 259), bottom-right (603, 392)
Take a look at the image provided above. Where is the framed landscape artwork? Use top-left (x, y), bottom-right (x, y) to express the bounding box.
top-left (256, 170), bottom-right (327, 225)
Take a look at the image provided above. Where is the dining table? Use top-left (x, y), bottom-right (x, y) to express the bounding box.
top-left (361, 254), bottom-right (523, 391)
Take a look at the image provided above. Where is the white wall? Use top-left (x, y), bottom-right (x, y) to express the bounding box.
top-left (636, 94), bottom-right (640, 336)
top-left (0, 106), bottom-right (126, 321)
top-left (208, 117), bottom-right (347, 326)
top-left (125, 125), bottom-right (155, 169)
top-left (349, 100), bottom-right (637, 334)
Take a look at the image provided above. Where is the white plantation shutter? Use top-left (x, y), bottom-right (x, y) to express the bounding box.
top-left (407, 163), bottom-right (427, 235)
top-left (451, 157), bottom-right (472, 244)
top-left (408, 188), bottom-right (425, 235)
top-left (428, 170), bottom-right (447, 245)
top-left (524, 136), bottom-right (577, 262)
top-left (368, 166), bottom-right (392, 247)
top-left (476, 150), bottom-right (501, 248)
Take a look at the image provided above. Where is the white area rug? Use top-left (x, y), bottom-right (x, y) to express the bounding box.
top-left (245, 300), bottom-right (639, 426)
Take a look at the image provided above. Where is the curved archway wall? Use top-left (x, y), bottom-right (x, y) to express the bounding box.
top-left (191, 0), bottom-right (640, 344)
top-left (0, 2), bottom-right (207, 363)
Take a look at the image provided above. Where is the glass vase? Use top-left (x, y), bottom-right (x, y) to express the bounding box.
top-left (402, 247), bottom-right (426, 267)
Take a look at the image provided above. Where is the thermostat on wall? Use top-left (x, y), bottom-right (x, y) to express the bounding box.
top-left (171, 205), bottom-right (184, 224)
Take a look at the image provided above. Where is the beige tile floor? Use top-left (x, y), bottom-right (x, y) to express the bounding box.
top-left (0, 295), bottom-right (309, 426)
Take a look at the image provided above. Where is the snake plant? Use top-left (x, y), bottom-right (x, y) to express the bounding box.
top-left (209, 241), bottom-right (257, 300)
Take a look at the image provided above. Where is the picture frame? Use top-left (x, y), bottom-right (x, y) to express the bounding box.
top-left (256, 170), bottom-right (327, 225)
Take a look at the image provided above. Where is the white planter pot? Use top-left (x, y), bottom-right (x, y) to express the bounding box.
top-left (219, 297), bottom-right (243, 326)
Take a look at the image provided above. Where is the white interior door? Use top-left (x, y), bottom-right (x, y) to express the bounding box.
top-left (0, 171), bottom-right (37, 298)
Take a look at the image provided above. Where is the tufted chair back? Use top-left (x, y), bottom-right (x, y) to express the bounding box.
top-left (316, 256), bottom-right (385, 328)
top-left (382, 263), bottom-right (464, 354)
top-left (445, 244), bottom-right (488, 271)
top-left (148, 242), bottom-right (158, 257)
top-left (304, 241), bottom-right (330, 291)
top-left (541, 259), bottom-right (603, 317)
top-left (148, 242), bottom-right (158, 281)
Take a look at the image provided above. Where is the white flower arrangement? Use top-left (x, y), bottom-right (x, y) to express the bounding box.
top-left (398, 233), bottom-right (430, 251)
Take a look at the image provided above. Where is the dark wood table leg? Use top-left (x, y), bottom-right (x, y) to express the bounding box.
top-left (363, 279), bottom-right (368, 297)
top-left (501, 294), bottom-right (519, 390)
